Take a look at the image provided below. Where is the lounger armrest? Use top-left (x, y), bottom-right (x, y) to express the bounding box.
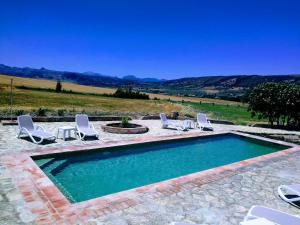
top-left (19, 127), bottom-right (30, 135)
top-left (278, 185), bottom-right (300, 202)
top-left (197, 121), bottom-right (204, 127)
top-left (35, 125), bottom-right (45, 132)
top-left (90, 123), bottom-right (96, 132)
top-left (90, 123), bottom-right (99, 135)
top-left (243, 215), bottom-right (259, 221)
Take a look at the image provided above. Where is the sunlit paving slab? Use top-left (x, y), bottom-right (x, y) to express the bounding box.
top-left (0, 120), bottom-right (300, 225)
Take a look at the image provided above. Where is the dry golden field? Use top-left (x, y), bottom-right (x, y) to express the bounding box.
top-left (0, 74), bottom-right (239, 105)
top-left (0, 74), bottom-right (257, 124)
top-left (0, 74), bottom-right (194, 117)
top-left (0, 74), bottom-right (115, 94)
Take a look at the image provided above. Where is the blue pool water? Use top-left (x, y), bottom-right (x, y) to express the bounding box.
top-left (34, 134), bottom-right (287, 203)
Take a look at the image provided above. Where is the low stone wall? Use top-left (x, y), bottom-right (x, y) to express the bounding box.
top-left (141, 115), bottom-right (161, 120)
top-left (101, 124), bottom-right (149, 134)
top-left (0, 116), bottom-right (126, 122)
top-left (252, 123), bottom-right (299, 131)
top-left (209, 119), bottom-right (234, 125)
top-left (141, 115), bottom-right (234, 125)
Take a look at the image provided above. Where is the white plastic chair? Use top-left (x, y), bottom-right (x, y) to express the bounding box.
top-left (197, 113), bottom-right (213, 130)
top-left (17, 115), bottom-right (56, 144)
top-left (159, 113), bottom-right (188, 131)
top-left (75, 114), bottom-right (99, 140)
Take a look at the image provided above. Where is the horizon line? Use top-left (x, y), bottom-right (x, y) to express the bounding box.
top-left (1, 63), bottom-right (300, 80)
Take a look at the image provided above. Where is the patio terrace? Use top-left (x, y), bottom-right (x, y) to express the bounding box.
top-left (0, 120), bottom-right (299, 225)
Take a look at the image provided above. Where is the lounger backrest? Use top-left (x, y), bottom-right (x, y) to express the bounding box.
top-left (76, 114), bottom-right (89, 128)
top-left (17, 115), bottom-right (34, 131)
top-left (197, 113), bottom-right (208, 123)
top-left (251, 206), bottom-right (300, 225)
top-left (160, 113), bottom-right (168, 122)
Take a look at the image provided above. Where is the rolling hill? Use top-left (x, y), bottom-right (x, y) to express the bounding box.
top-left (1, 64), bottom-right (299, 101)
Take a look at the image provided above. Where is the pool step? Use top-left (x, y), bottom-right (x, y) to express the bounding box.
top-left (37, 159), bottom-right (77, 202)
top-left (35, 158), bottom-right (55, 169)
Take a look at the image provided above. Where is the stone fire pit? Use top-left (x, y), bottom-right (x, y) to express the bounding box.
top-left (101, 123), bottom-right (149, 134)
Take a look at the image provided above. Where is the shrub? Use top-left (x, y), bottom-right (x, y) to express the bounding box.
top-left (121, 117), bottom-right (129, 127)
top-left (184, 113), bottom-right (194, 118)
top-left (15, 109), bottom-right (25, 116)
top-left (36, 108), bottom-right (48, 116)
top-left (57, 109), bottom-right (65, 116)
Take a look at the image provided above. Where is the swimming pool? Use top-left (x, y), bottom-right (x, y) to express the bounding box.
top-left (33, 133), bottom-right (288, 203)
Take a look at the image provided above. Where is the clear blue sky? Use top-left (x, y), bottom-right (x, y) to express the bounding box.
top-left (0, 0), bottom-right (299, 79)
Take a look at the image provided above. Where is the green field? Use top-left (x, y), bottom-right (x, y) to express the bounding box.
top-left (180, 102), bottom-right (265, 125)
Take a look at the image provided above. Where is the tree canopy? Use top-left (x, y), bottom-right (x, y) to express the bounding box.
top-left (55, 80), bottom-right (62, 93)
top-left (248, 83), bottom-right (300, 128)
top-left (113, 87), bottom-right (149, 100)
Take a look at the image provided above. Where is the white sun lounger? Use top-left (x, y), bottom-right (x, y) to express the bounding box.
top-left (278, 184), bottom-right (300, 208)
top-left (242, 205), bottom-right (300, 225)
top-left (160, 113), bottom-right (188, 131)
top-left (17, 115), bottom-right (56, 144)
top-left (75, 114), bottom-right (99, 140)
top-left (197, 113), bottom-right (213, 130)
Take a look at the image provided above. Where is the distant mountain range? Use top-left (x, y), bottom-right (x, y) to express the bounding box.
top-left (122, 75), bottom-right (162, 83)
top-left (1, 64), bottom-right (299, 101)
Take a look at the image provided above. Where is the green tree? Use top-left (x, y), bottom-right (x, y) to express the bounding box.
top-left (248, 83), bottom-right (300, 128)
top-left (55, 80), bottom-right (62, 93)
top-left (248, 83), bottom-right (279, 126)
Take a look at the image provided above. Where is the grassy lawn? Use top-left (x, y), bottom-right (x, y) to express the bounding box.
top-left (180, 102), bottom-right (265, 125)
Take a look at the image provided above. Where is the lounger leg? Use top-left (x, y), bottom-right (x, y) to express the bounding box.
top-left (36, 138), bottom-right (43, 144)
top-left (77, 132), bottom-right (83, 140)
top-left (56, 129), bottom-right (60, 139)
top-left (17, 131), bottom-right (21, 139)
top-left (29, 134), bottom-right (40, 144)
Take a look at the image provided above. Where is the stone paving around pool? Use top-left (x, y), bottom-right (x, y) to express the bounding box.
top-left (0, 120), bottom-right (300, 225)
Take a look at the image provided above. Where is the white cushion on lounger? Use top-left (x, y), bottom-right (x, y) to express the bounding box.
top-left (240, 218), bottom-right (275, 225)
top-left (30, 130), bottom-right (55, 139)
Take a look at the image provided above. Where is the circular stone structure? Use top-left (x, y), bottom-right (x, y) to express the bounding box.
top-left (101, 123), bottom-right (149, 134)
